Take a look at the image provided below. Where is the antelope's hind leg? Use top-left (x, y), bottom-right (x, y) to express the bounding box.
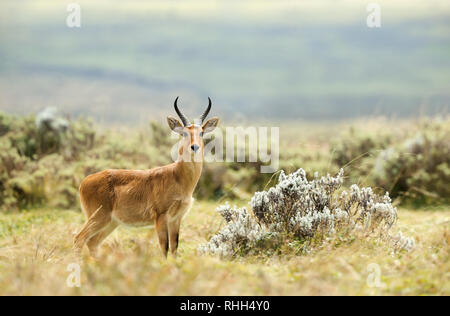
top-left (73, 206), bottom-right (112, 256)
top-left (86, 221), bottom-right (118, 257)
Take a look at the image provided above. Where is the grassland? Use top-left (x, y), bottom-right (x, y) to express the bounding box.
top-left (0, 113), bottom-right (448, 295)
top-left (0, 201), bottom-right (448, 296)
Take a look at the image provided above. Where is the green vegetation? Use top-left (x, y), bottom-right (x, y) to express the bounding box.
top-left (331, 119), bottom-right (450, 205)
top-left (0, 112), bottom-right (448, 211)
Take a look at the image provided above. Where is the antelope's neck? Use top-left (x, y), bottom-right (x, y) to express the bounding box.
top-left (175, 158), bottom-right (203, 195)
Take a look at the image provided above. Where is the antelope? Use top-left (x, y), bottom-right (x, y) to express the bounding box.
top-left (73, 97), bottom-right (219, 257)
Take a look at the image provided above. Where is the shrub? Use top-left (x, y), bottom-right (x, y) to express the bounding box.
top-left (149, 120), bottom-right (173, 148)
top-left (329, 118), bottom-right (450, 205)
top-left (0, 110), bottom-right (96, 210)
top-left (198, 168), bottom-right (414, 257)
top-left (0, 112), bottom-right (12, 136)
top-left (371, 119), bottom-right (450, 205)
top-left (332, 127), bottom-right (392, 168)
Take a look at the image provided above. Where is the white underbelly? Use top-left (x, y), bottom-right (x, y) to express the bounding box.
top-left (111, 214), bottom-right (155, 228)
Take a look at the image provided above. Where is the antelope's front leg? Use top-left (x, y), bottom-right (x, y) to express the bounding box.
top-left (167, 199), bottom-right (193, 257)
top-left (168, 217), bottom-right (182, 257)
top-left (155, 213), bottom-right (169, 257)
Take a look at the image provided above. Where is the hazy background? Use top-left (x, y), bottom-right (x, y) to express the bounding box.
top-left (0, 0), bottom-right (449, 124)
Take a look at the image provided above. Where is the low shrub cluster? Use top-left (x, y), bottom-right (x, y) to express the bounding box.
top-left (0, 110), bottom-right (95, 209)
top-left (332, 118), bottom-right (449, 205)
top-left (198, 168), bottom-right (414, 257)
top-left (371, 120), bottom-right (449, 205)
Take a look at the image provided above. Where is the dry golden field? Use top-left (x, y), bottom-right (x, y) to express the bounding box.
top-left (0, 201), bottom-right (448, 296)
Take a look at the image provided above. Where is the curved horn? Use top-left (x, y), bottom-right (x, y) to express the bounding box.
top-left (199, 97), bottom-right (212, 123)
top-left (174, 96), bottom-right (190, 126)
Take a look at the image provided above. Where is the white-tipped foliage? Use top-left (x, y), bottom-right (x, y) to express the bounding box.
top-left (199, 168), bottom-right (414, 257)
top-left (198, 203), bottom-right (269, 257)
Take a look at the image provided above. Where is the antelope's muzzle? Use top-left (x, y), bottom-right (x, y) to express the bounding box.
top-left (190, 144), bottom-right (200, 152)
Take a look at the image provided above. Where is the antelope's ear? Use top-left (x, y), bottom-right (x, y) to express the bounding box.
top-left (202, 117), bottom-right (219, 134)
top-left (167, 116), bottom-right (184, 134)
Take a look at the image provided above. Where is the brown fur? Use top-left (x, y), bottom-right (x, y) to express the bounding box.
top-left (73, 117), bottom-right (219, 257)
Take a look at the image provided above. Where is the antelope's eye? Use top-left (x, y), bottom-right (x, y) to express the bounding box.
top-left (199, 132), bottom-right (204, 137)
top-left (183, 132), bottom-right (188, 137)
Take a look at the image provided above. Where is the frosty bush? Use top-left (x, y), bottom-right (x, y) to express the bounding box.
top-left (199, 168), bottom-right (414, 257)
top-left (200, 204), bottom-right (269, 257)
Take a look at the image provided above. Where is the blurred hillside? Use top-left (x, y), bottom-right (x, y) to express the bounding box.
top-left (0, 0), bottom-right (449, 124)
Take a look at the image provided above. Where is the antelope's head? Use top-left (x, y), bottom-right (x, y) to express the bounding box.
top-left (167, 97), bottom-right (219, 162)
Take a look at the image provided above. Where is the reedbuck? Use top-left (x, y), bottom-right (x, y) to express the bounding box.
top-left (73, 98), bottom-right (219, 257)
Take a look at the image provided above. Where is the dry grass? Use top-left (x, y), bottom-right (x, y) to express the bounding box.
top-left (0, 201), bottom-right (448, 296)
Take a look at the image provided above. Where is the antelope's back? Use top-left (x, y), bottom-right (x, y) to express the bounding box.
top-left (79, 169), bottom-right (156, 209)
top-left (79, 170), bottom-right (116, 212)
